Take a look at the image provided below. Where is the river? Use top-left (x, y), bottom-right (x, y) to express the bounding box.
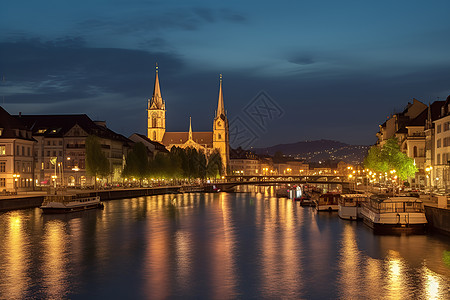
top-left (0, 189), bottom-right (449, 299)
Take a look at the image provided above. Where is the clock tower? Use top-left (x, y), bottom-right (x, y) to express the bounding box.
top-left (213, 74), bottom-right (230, 174)
top-left (147, 64), bottom-right (166, 142)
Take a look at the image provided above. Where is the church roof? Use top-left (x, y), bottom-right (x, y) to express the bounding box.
top-left (162, 131), bottom-right (213, 146)
top-left (215, 74), bottom-right (225, 119)
top-left (149, 64), bottom-right (164, 109)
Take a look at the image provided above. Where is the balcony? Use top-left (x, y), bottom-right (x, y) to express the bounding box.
top-left (407, 132), bottom-right (425, 140)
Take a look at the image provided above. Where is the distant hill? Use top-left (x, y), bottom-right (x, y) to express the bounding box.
top-left (253, 139), bottom-right (370, 164)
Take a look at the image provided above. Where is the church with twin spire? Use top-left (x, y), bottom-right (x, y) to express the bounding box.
top-left (147, 66), bottom-right (230, 172)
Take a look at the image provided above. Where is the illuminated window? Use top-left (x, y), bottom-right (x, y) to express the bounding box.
top-left (0, 145), bottom-right (5, 155)
top-left (0, 128), bottom-right (3, 136)
top-left (37, 129), bottom-right (46, 134)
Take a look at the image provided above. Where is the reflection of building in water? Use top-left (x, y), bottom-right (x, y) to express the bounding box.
top-left (1, 213), bottom-right (28, 299)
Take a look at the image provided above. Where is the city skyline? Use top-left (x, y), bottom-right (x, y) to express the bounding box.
top-left (2, 1), bottom-right (450, 147)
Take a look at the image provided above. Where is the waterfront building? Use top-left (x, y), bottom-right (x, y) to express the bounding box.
top-left (433, 95), bottom-right (450, 193)
top-left (424, 101), bottom-right (445, 191)
top-left (273, 160), bottom-right (309, 175)
top-left (0, 107), bottom-right (35, 192)
top-left (375, 98), bottom-right (429, 187)
top-left (230, 148), bottom-right (261, 175)
top-left (15, 114), bottom-right (132, 187)
top-left (374, 97), bottom-right (450, 191)
top-left (376, 98), bottom-right (427, 147)
top-left (147, 66), bottom-right (230, 173)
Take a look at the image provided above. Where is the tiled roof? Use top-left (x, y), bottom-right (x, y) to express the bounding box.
top-left (132, 133), bottom-right (169, 152)
top-left (162, 132), bottom-right (213, 146)
top-left (15, 114), bottom-right (131, 143)
top-left (0, 106), bottom-right (34, 140)
top-left (408, 100), bottom-right (445, 126)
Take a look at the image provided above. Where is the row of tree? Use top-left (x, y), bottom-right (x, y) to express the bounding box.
top-left (363, 138), bottom-right (417, 181)
top-left (122, 143), bottom-right (223, 182)
top-left (85, 135), bottom-right (224, 186)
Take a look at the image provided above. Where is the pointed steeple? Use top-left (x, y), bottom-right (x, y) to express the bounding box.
top-left (216, 74), bottom-right (225, 118)
top-left (188, 117), bottom-right (193, 141)
top-left (150, 63), bottom-right (164, 109)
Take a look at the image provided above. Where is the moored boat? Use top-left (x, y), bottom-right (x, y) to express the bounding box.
top-left (40, 194), bottom-right (103, 214)
top-left (338, 194), bottom-right (368, 220)
top-left (360, 195), bottom-right (427, 234)
top-left (314, 193), bottom-right (339, 211)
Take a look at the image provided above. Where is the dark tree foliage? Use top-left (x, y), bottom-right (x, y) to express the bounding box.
top-left (148, 146), bottom-right (222, 180)
top-left (207, 149), bottom-right (223, 178)
top-left (85, 135), bottom-right (110, 188)
top-left (122, 142), bottom-right (150, 185)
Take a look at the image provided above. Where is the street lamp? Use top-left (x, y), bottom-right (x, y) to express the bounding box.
top-left (12, 173), bottom-right (20, 194)
top-left (425, 166), bottom-right (432, 193)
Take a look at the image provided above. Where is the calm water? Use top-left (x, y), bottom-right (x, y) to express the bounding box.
top-left (0, 190), bottom-right (449, 299)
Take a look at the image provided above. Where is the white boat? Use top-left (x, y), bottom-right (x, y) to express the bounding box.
top-left (40, 194), bottom-right (103, 214)
top-left (338, 194), bottom-right (368, 220)
top-left (360, 196), bottom-right (427, 234)
top-left (314, 193), bottom-right (340, 211)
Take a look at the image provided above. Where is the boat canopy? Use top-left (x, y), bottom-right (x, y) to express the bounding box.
top-left (366, 196), bottom-right (424, 213)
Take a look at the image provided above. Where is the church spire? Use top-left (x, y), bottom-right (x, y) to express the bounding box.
top-left (189, 117), bottom-right (193, 141)
top-left (216, 74), bottom-right (225, 118)
top-left (150, 63), bottom-right (164, 109)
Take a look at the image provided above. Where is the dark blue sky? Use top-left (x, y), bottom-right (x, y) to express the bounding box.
top-left (1, 1), bottom-right (450, 147)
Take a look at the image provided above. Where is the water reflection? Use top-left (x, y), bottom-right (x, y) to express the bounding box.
top-left (0, 212), bottom-right (30, 299)
top-left (0, 191), bottom-right (448, 299)
top-left (338, 223), bottom-right (362, 299)
top-left (41, 219), bottom-right (70, 299)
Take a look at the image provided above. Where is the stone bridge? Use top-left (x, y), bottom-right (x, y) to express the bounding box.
top-left (212, 175), bottom-right (352, 192)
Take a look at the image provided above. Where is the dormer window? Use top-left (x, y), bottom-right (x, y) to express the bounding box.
top-left (0, 128), bottom-right (3, 136)
top-left (37, 129), bottom-right (46, 134)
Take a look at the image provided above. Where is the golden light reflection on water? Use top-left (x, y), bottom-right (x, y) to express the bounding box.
top-left (209, 193), bottom-right (237, 299)
top-left (175, 230), bottom-right (192, 288)
top-left (41, 219), bottom-right (70, 299)
top-left (385, 251), bottom-right (408, 299)
top-left (0, 212), bottom-right (30, 299)
top-left (143, 194), bottom-right (170, 299)
top-left (260, 196), bottom-right (302, 297)
top-left (0, 192), bottom-right (449, 299)
top-left (338, 224), bottom-right (362, 299)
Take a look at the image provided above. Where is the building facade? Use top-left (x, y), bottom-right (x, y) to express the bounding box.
top-left (0, 107), bottom-right (35, 192)
top-left (147, 67), bottom-right (230, 173)
top-left (17, 114), bottom-right (131, 187)
top-left (433, 96), bottom-right (450, 192)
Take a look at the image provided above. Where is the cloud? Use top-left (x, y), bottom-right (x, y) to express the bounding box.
top-left (75, 6), bottom-right (247, 36)
top-left (288, 53), bottom-right (315, 65)
top-left (0, 37), bottom-right (185, 103)
top-left (193, 7), bottom-right (215, 23)
top-left (219, 9), bottom-right (247, 23)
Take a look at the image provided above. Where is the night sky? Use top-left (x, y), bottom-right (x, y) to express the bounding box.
top-left (1, 1), bottom-right (450, 148)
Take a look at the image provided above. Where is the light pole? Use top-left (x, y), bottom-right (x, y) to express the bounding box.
top-left (12, 173), bottom-right (20, 194)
